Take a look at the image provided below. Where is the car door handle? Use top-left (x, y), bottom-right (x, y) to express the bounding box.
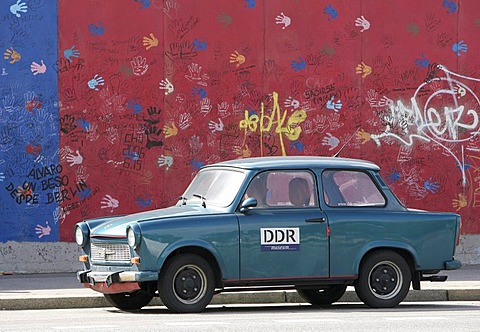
top-left (305, 217), bottom-right (326, 223)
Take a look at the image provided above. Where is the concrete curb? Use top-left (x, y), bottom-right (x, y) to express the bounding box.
top-left (2, 289), bottom-right (480, 311)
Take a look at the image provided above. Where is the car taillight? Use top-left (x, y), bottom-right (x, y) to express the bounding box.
top-left (456, 216), bottom-right (462, 246)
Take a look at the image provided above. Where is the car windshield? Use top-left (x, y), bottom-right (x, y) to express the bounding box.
top-left (180, 168), bottom-right (246, 207)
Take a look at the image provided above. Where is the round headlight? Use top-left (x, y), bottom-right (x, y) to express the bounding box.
top-left (127, 227), bottom-right (136, 247)
top-left (127, 224), bottom-right (141, 249)
top-left (75, 225), bottom-right (84, 246)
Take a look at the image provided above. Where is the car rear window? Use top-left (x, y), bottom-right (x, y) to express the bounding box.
top-left (322, 170), bottom-right (386, 207)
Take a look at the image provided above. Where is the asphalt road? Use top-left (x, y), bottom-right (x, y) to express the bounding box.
top-left (1, 302), bottom-right (480, 332)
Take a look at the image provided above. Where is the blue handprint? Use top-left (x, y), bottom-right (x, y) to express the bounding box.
top-left (193, 38), bottom-right (207, 51)
top-left (76, 118), bottom-right (91, 132)
top-left (64, 45), bottom-right (80, 62)
top-left (190, 158), bottom-right (205, 170)
top-left (324, 4), bottom-right (338, 20)
top-left (442, 0), bottom-right (457, 14)
top-left (385, 168), bottom-right (401, 184)
top-left (135, 0), bottom-right (151, 9)
top-left (192, 86), bottom-right (207, 99)
top-left (88, 21), bottom-right (104, 36)
top-left (244, 0), bottom-right (256, 8)
top-left (290, 140), bottom-right (305, 153)
top-left (127, 99), bottom-right (143, 114)
top-left (424, 177), bottom-right (440, 194)
top-left (135, 194), bottom-right (152, 208)
top-left (452, 40), bottom-right (468, 56)
top-left (290, 57), bottom-right (306, 72)
top-left (415, 53), bottom-right (430, 68)
top-left (79, 187), bottom-right (92, 201)
top-left (87, 74), bottom-right (105, 91)
top-left (124, 150), bottom-right (140, 161)
top-left (456, 160), bottom-right (471, 171)
top-left (326, 96), bottom-right (342, 112)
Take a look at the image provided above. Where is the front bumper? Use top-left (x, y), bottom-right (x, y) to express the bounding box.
top-left (77, 270), bottom-right (158, 294)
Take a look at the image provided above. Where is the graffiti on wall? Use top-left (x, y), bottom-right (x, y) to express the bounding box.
top-left (1, 1), bottom-right (59, 241)
top-left (1, 0), bottom-right (480, 243)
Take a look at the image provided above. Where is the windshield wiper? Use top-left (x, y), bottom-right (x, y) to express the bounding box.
top-left (192, 194), bottom-right (207, 208)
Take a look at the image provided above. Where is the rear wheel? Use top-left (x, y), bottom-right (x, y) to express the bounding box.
top-left (297, 284), bottom-right (347, 306)
top-left (104, 291), bottom-right (153, 311)
top-left (158, 253), bottom-right (215, 313)
top-left (355, 250), bottom-right (411, 308)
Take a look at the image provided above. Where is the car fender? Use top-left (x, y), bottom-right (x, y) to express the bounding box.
top-left (156, 239), bottom-right (226, 276)
top-left (354, 240), bottom-right (420, 273)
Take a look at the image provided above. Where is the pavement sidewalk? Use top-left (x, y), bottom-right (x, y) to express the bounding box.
top-left (1, 265), bottom-right (480, 310)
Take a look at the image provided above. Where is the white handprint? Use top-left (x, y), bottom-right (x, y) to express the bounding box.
top-left (322, 133), bottom-right (340, 150)
top-left (453, 84), bottom-right (467, 98)
top-left (30, 60), bottom-right (47, 75)
top-left (0, 172), bottom-right (5, 182)
top-left (101, 194), bottom-right (119, 212)
top-left (157, 155), bottom-right (174, 170)
top-left (200, 97), bottom-right (212, 116)
top-left (185, 63), bottom-right (209, 86)
top-left (179, 112), bottom-right (192, 130)
top-left (275, 12), bottom-right (291, 29)
top-left (208, 118), bottom-right (224, 133)
top-left (355, 15), bottom-right (371, 32)
top-left (217, 101), bottom-right (230, 118)
top-left (159, 78), bottom-right (174, 95)
top-left (284, 96), bottom-right (300, 109)
top-left (35, 222), bottom-right (51, 239)
top-left (66, 150), bottom-right (83, 166)
top-left (10, 0), bottom-right (28, 18)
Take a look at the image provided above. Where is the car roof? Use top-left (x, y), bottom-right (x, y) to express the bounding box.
top-left (206, 156), bottom-right (380, 171)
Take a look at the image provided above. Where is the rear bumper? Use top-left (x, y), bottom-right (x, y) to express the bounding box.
top-left (77, 270), bottom-right (158, 294)
top-left (445, 259), bottom-right (462, 270)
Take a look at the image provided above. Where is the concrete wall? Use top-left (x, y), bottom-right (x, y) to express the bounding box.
top-left (1, 235), bottom-right (478, 274)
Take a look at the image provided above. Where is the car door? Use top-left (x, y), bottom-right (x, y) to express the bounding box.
top-left (321, 169), bottom-right (391, 277)
top-left (237, 170), bottom-right (329, 280)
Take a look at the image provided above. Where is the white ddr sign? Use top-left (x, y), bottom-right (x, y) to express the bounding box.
top-left (260, 227), bottom-right (300, 251)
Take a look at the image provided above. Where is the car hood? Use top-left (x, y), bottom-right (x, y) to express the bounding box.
top-left (90, 205), bottom-right (219, 238)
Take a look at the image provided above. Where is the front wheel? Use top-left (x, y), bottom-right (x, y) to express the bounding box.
top-left (296, 284), bottom-right (347, 306)
top-left (354, 250), bottom-right (411, 308)
top-left (104, 291), bottom-right (153, 311)
top-left (158, 253), bottom-right (215, 313)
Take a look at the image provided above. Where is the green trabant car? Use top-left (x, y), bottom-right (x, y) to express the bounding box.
top-left (75, 156), bottom-right (461, 312)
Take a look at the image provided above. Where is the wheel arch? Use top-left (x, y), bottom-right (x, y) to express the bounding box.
top-left (355, 243), bottom-right (418, 277)
top-left (158, 242), bottom-right (223, 288)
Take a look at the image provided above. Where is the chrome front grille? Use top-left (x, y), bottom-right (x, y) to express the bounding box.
top-left (90, 243), bottom-right (131, 262)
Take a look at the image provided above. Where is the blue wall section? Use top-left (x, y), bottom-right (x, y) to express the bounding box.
top-left (0, 1), bottom-right (59, 242)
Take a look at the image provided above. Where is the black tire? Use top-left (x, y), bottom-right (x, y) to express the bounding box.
top-left (104, 291), bottom-right (153, 311)
top-left (297, 284), bottom-right (347, 306)
top-left (158, 253), bottom-right (215, 313)
top-left (354, 250), bottom-right (411, 308)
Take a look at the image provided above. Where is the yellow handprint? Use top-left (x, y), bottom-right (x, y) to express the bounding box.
top-left (356, 129), bottom-right (371, 144)
top-left (163, 122), bottom-right (178, 138)
top-left (355, 62), bottom-right (372, 78)
top-left (452, 193), bottom-right (467, 211)
top-left (143, 33), bottom-right (159, 50)
top-left (4, 47), bottom-right (21, 64)
top-left (229, 50), bottom-right (245, 67)
top-left (234, 144), bottom-right (251, 158)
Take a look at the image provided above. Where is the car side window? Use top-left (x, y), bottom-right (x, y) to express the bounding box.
top-left (322, 170), bottom-right (386, 207)
top-left (245, 171), bottom-right (317, 208)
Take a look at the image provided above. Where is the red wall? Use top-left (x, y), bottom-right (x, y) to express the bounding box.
top-left (57, 0), bottom-right (480, 241)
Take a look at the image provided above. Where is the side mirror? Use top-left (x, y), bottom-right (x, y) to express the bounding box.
top-left (239, 197), bottom-right (258, 213)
